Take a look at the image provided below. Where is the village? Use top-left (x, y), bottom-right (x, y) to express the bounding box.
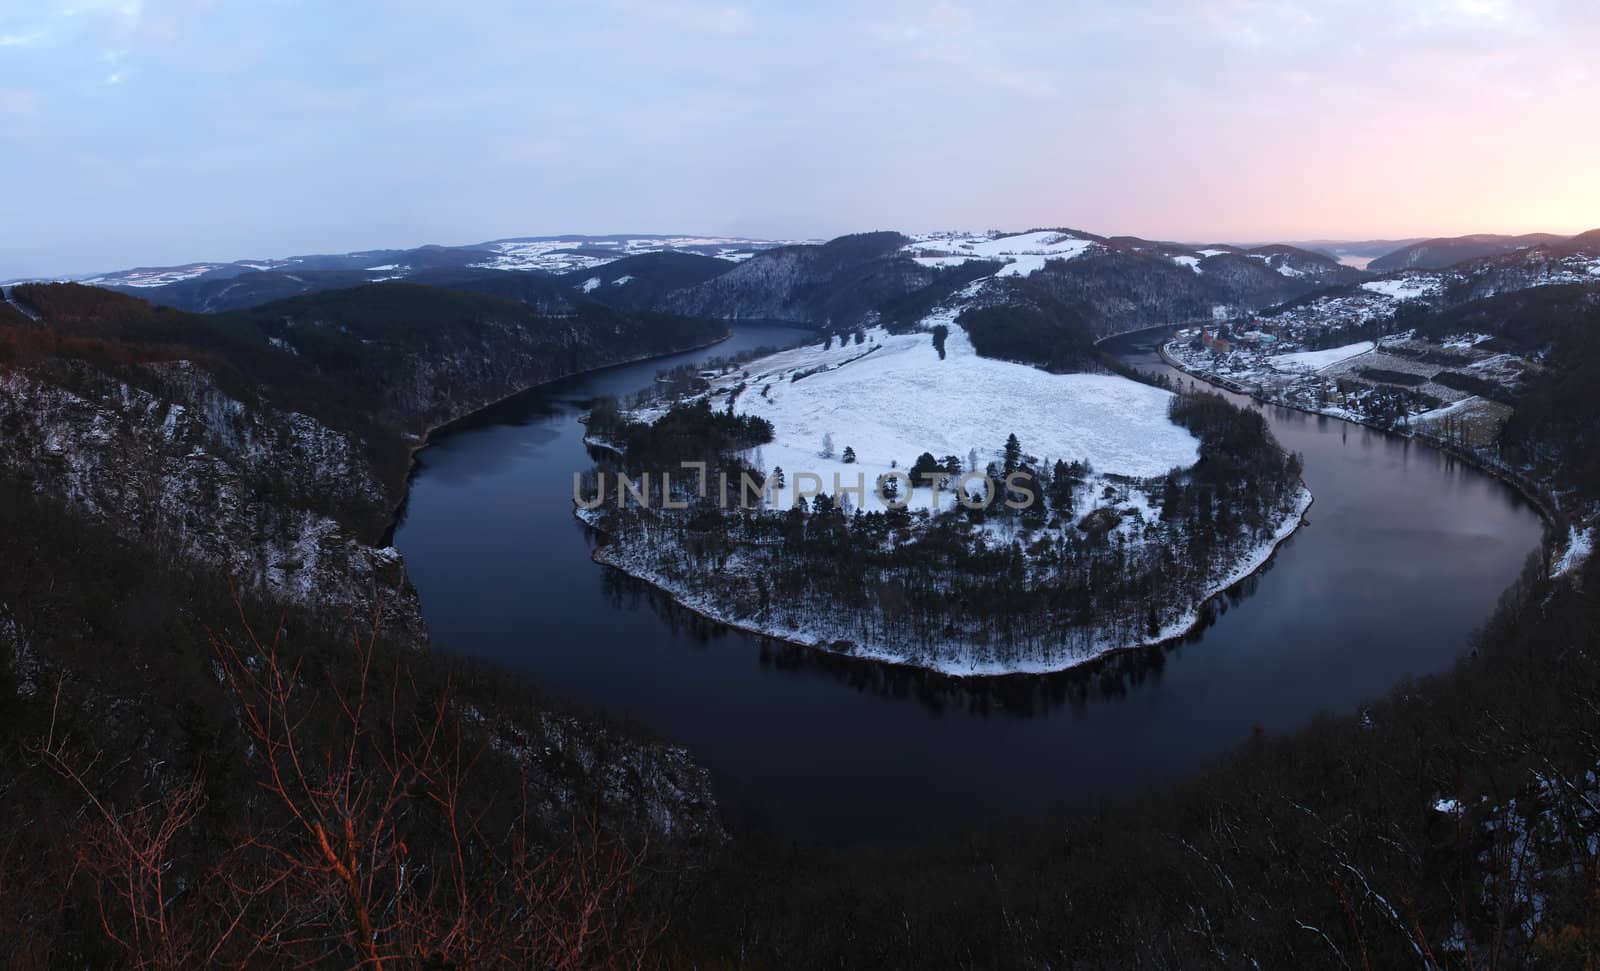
top-left (1162, 320), bottom-right (1531, 451)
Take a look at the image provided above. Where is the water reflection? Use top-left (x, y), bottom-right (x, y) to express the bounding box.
top-left (593, 543), bottom-right (1279, 720)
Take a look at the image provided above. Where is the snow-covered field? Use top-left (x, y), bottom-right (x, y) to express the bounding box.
top-left (900, 230), bottom-right (1098, 278)
top-left (1552, 526), bottom-right (1594, 579)
top-left (708, 322), bottom-right (1199, 512)
top-left (1267, 340), bottom-right (1376, 373)
top-left (1361, 275), bottom-right (1443, 300)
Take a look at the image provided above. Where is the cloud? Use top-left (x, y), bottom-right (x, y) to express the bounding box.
top-left (0, 30), bottom-right (45, 46)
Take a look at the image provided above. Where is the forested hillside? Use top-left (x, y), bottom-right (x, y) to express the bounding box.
top-left (1370, 231), bottom-right (1574, 271)
top-left (103, 229), bottom-right (1372, 344)
top-left (0, 279), bottom-right (736, 965)
top-left (235, 282), bottom-right (726, 431)
top-left (1409, 284), bottom-right (1600, 499)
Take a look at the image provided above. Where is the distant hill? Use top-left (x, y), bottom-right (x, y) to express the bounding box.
top-left (973, 235), bottom-right (1365, 345)
top-left (655, 229), bottom-right (1363, 335)
top-left (656, 231), bottom-right (944, 327)
top-left (1369, 232), bottom-right (1573, 271)
top-left (553, 251), bottom-right (736, 310)
top-left (36, 234), bottom-right (790, 295)
top-left (105, 268), bottom-right (387, 313)
top-left (90, 251), bottom-right (745, 316)
top-left (231, 282), bottom-right (727, 431)
top-left (1279, 238), bottom-right (1429, 269)
top-left (1258, 229), bottom-right (1600, 338)
top-left (56, 228), bottom-right (1375, 327)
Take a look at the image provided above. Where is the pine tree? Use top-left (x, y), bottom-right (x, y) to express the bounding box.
top-left (821, 432), bottom-right (835, 459)
top-left (1050, 459), bottom-right (1077, 515)
top-left (842, 446), bottom-right (856, 464)
top-left (1004, 434), bottom-right (1022, 475)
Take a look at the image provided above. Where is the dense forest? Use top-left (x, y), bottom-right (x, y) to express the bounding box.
top-left (0, 281), bottom-right (735, 965)
top-left (0, 478), bottom-right (719, 968)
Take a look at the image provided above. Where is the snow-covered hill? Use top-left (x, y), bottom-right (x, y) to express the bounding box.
top-left (472, 235), bottom-right (792, 273)
top-left (899, 230), bottom-right (1100, 276)
top-left (36, 234), bottom-right (795, 291)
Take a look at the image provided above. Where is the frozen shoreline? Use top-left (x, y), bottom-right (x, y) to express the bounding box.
top-left (577, 486), bottom-right (1314, 678)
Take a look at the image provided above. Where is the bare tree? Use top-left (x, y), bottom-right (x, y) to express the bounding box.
top-left (34, 590), bottom-right (653, 970)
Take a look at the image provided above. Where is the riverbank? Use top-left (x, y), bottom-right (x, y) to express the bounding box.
top-left (1155, 339), bottom-right (1568, 537)
top-left (381, 329), bottom-right (733, 544)
top-left (577, 483), bottom-right (1314, 679)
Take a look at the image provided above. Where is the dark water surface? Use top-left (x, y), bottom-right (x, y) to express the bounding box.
top-left (393, 326), bottom-right (1544, 846)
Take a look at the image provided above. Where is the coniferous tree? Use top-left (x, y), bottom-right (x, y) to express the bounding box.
top-left (1004, 434), bottom-right (1022, 475)
top-left (910, 452), bottom-right (942, 483)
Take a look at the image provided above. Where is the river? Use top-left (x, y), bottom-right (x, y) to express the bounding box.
top-left (392, 325), bottom-right (1544, 846)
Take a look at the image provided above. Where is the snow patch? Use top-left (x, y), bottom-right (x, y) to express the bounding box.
top-left (1268, 341), bottom-right (1376, 373)
top-left (1361, 276), bottom-right (1443, 301)
top-left (1552, 526), bottom-right (1593, 579)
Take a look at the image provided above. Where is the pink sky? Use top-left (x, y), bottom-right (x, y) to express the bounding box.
top-left (1, 0), bottom-right (1597, 275)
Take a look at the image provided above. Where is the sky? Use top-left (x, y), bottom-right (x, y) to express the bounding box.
top-left (2, 0), bottom-right (1598, 278)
